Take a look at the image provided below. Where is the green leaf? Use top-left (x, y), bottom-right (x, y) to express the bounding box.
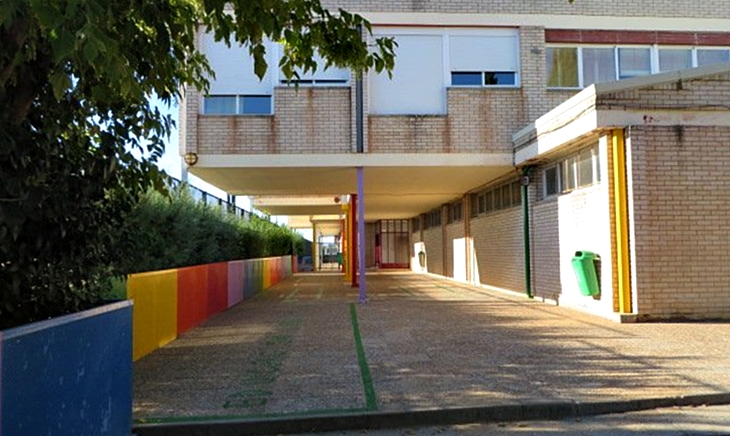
top-left (49, 72), bottom-right (71, 99)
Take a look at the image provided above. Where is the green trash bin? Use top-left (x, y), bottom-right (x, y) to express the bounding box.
top-left (571, 251), bottom-right (601, 296)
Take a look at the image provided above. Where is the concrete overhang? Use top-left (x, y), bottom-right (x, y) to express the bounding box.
top-left (513, 62), bottom-right (730, 166)
top-left (188, 153), bottom-right (514, 221)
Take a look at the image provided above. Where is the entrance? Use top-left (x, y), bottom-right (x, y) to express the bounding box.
top-left (375, 219), bottom-right (410, 269)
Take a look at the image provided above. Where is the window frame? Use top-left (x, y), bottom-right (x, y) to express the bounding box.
top-left (546, 44), bottom-right (730, 90)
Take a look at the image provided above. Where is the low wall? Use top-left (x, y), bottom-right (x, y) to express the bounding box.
top-left (128, 255), bottom-right (294, 361)
top-left (0, 301), bottom-right (133, 436)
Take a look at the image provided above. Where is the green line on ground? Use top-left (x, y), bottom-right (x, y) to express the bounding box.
top-left (398, 287), bottom-right (415, 296)
top-left (437, 285), bottom-right (458, 293)
top-left (135, 407), bottom-right (371, 425)
top-left (284, 288), bottom-right (300, 302)
top-left (349, 303), bottom-right (378, 411)
top-left (316, 288), bottom-right (324, 299)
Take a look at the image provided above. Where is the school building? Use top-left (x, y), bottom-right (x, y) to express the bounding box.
top-left (180, 0), bottom-right (730, 321)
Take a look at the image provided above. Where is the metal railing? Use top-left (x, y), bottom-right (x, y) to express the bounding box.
top-left (168, 177), bottom-right (270, 222)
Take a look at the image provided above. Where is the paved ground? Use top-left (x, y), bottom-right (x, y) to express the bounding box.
top-left (133, 271), bottom-right (730, 434)
top-left (291, 405), bottom-right (730, 435)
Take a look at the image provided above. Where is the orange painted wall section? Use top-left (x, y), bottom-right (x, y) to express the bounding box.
top-left (128, 255), bottom-right (293, 361)
top-left (177, 265), bottom-right (209, 335)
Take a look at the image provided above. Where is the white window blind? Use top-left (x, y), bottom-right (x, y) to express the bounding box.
top-left (201, 31), bottom-right (274, 95)
top-left (370, 34), bottom-right (445, 115)
top-left (449, 33), bottom-right (519, 72)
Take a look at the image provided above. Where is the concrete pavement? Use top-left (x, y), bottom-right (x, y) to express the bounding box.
top-left (132, 271), bottom-right (730, 435)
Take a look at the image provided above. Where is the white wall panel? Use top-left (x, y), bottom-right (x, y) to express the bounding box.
top-left (450, 32), bottom-right (519, 71)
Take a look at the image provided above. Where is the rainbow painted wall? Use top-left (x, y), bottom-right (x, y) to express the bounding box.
top-left (128, 255), bottom-right (295, 361)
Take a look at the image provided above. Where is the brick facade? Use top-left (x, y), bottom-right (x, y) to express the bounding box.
top-left (196, 87), bottom-right (351, 154)
top-left (628, 126), bottom-right (730, 319)
top-left (320, 0), bottom-right (730, 18)
top-left (471, 207), bottom-right (525, 292)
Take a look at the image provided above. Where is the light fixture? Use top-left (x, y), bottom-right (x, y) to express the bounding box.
top-left (184, 152), bottom-right (198, 166)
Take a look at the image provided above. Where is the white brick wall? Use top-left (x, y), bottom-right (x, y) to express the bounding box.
top-left (471, 207), bottom-right (525, 291)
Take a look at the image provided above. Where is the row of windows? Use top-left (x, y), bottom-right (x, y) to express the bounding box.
top-left (543, 145), bottom-right (601, 197)
top-left (451, 71), bottom-right (517, 86)
top-left (424, 209), bottom-right (442, 229)
top-left (447, 202), bottom-right (463, 223)
top-left (470, 180), bottom-right (522, 217)
top-left (547, 45), bottom-right (730, 89)
top-left (203, 95), bottom-right (272, 115)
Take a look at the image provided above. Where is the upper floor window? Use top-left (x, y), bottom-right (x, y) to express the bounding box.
top-left (449, 32), bottom-right (519, 88)
top-left (203, 95), bottom-right (272, 115)
top-left (370, 28), bottom-right (520, 115)
top-left (547, 45), bottom-right (730, 89)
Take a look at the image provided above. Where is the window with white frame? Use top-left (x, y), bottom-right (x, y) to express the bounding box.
top-left (470, 180), bottom-right (521, 217)
top-left (203, 95), bottom-right (272, 115)
top-left (449, 32), bottom-right (519, 87)
top-left (370, 28), bottom-right (521, 115)
top-left (542, 144), bottom-right (601, 198)
top-left (200, 31), bottom-right (275, 114)
top-left (547, 45), bottom-right (730, 89)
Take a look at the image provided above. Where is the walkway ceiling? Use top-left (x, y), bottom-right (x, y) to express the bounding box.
top-left (189, 162), bottom-right (514, 221)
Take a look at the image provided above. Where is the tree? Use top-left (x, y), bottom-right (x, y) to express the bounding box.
top-left (0, 0), bottom-right (395, 329)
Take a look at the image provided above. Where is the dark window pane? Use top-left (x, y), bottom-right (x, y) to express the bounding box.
top-left (484, 72), bottom-right (516, 86)
top-left (618, 48), bottom-right (651, 79)
top-left (512, 182), bottom-right (521, 207)
top-left (451, 72), bottom-right (482, 86)
top-left (545, 166), bottom-right (559, 196)
top-left (204, 96), bottom-right (236, 114)
top-left (240, 95), bottom-right (272, 114)
top-left (582, 48), bottom-right (616, 86)
top-left (484, 191), bottom-right (493, 213)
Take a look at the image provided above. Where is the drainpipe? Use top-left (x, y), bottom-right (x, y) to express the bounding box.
top-left (521, 166), bottom-right (534, 299)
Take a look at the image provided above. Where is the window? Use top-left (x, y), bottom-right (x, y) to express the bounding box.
top-left (471, 180), bottom-right (520, 217)
top-left (618, 48), bottom-right (652, 79)
top-left (412, 217), bottom-right (420, 232)
top-left (203, 95), bottom-right (273, 115)
top-left (544, 166), bottom-right (560, 197)
top-left (451, 71), bottom-right (516, 86)
top-left (549, 44), bottom-right (730, 89)
top-left (697, 49), bottom-right (730, 66)
top-left (659, 48), bottom-right (692, 72)
top-left (542, 145), bottom-right (601, 198)
top-left (546, 47), bottom-right (579, 88)
top-left (424, 209), bottom-right (442, 229)
top-left (204, 96), bottom-right (237, 114)
top-left (449, 32), bottom-right (519, 88)
top-left (582, 48), bottom-right (616, 86)
top-left (448, 202), bottom-right (463, 224)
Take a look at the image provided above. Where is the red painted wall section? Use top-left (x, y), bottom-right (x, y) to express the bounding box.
top-left (177, 266), bottom-right (209, 334)
top-left (228, 261), bottom-right (245, 307)
top-left (207, 262), bottom-right (229, 316)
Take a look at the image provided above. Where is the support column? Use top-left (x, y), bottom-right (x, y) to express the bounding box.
top-left (350, 193), bottom-right (358, 288)
top-left (312, 222), bottom-right (319, 272)
top-left (357, 167), bottom-right (366, 303)
top-left (612, 129), bottom-right (633, 314)
top-left (342, 204), bottom-right (350, 281)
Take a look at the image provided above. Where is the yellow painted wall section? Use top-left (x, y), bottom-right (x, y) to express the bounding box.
top-left (127, 269), bottom-right (178, 361)
top-left (263, 258), bottom-right (272, 289)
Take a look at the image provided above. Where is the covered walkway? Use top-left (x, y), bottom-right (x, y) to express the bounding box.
top-left (133, 271), bottom-right (730, 424)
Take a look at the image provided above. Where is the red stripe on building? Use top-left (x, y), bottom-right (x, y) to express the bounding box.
top-left (546, 29), bottom-right (730, 46)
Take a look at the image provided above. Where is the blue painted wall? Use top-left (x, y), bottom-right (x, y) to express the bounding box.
top-left (1, 301), bottom-right (133, 436)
